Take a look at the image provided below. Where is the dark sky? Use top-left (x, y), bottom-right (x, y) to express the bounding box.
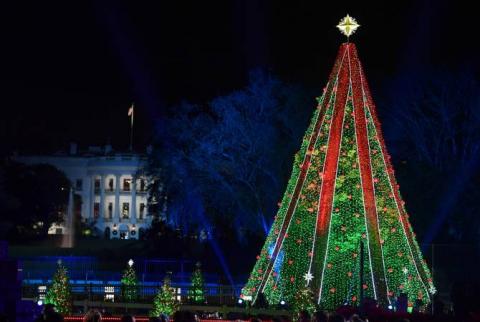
top-left (0, 0), bottom-right (478, 154)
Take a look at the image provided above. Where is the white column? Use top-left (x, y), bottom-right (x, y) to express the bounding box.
top-left (130, 175), bottom-right (137, 224)
top-left (114, 174), bottom-right (121, 223)
top-left (81, 190), bottom-right (88, 222)
top-left (90, 175), bottom-right (95, 221)
top-left (99, 174), bottom-right (105, 224)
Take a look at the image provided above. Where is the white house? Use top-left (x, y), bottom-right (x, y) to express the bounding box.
top-left (15, 144), bottom-right (154, 240)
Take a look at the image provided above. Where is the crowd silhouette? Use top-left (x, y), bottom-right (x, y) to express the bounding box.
top-left (1, 300), bottom-right (480, 322)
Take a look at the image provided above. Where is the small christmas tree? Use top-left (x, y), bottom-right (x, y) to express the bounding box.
top-left (188, 262), bottom-right (206, 304)
top-left (292, 284), bottom-right (316, 320)
top-left (150, 274), bottom-right (180, 317)
top-left (121, 259), bottom-right (138, 302)
top-left (45, 260), bottom-right (72, 314)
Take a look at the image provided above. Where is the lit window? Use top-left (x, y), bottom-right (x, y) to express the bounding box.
top-left (94, 203), bottom-right (100, 219)
top-left (123, 178), bottom-right (131, 191)
top-left (122, 203), bottom-right (130, 219)
top-left (94, 178), bottom-right (101, 192)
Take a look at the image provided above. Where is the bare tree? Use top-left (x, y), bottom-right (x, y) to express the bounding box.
top-left (383, 69), bottom-right (480, 246)
top-left (147, 70), bottom-right (312, 239)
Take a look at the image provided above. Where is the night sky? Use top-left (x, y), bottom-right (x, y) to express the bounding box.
top-left (0, 0), bottom-right (478, 155)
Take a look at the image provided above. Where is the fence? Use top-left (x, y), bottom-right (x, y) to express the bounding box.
top-left (22, 283), bottom-right (241, 306)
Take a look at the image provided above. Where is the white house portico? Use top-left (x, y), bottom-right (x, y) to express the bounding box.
top-left (15, 144), bottom-right (153, 240)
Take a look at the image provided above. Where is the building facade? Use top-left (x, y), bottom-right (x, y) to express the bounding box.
top-left (16, 145), bottom-right (152, 240)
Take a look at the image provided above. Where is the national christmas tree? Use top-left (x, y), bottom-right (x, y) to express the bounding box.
top-left (150, 274), bottom-right (180, 317)
top-left (241, 16), bottom-right (435, 310)
top-left (45, 260), bottom-right (72, 314)
top-left (188, 262), bottom-right (206, 304)
top-left (121, 259), bottom-right (138, 302)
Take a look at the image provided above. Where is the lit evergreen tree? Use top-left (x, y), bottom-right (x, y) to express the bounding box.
top-left (292, 285), bottom-right (316, 319)
top-left (121, 259), bottom-right (138, 302)
top-left (188, 262), bottom-right (205, 304)
top-left (150, 274), bottom-right (180, 317)
top-left (45, 260), bottom-right (72, 314)
top-left (241, 16), bottom-right (435, 309)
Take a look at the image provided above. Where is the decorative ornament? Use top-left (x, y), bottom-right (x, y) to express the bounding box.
top-left (304, 271), bottom-right (314, 284)
top-left (336, 15), bottom-right (360, 38)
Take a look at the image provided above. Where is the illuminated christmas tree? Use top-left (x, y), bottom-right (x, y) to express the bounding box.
top-left (121, 259), bottom-right (138, 302)
top-left (45, 260), bottom-right (72, 314)
top-left (188, 262), bottom-right (206, 304)
top-left (292, 285), bottom-right (316, 320)
top-left (150, 274), bottom-right (180, 317)
top-left (241, 16), bottom-right (435, 310)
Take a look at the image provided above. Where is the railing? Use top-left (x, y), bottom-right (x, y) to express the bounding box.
top-left (93, 188), bottom-right (148, 193)
top-left (22, 283), bottom-right (240, 306)
top-left (98, 217), bottom-right (148, 223)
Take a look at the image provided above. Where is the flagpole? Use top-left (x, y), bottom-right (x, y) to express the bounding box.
top-left (129, 103), bottom-right (134, 152)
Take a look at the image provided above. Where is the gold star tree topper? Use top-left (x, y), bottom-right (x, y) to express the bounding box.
top-left (337, 15), bottom-right (360, 38)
